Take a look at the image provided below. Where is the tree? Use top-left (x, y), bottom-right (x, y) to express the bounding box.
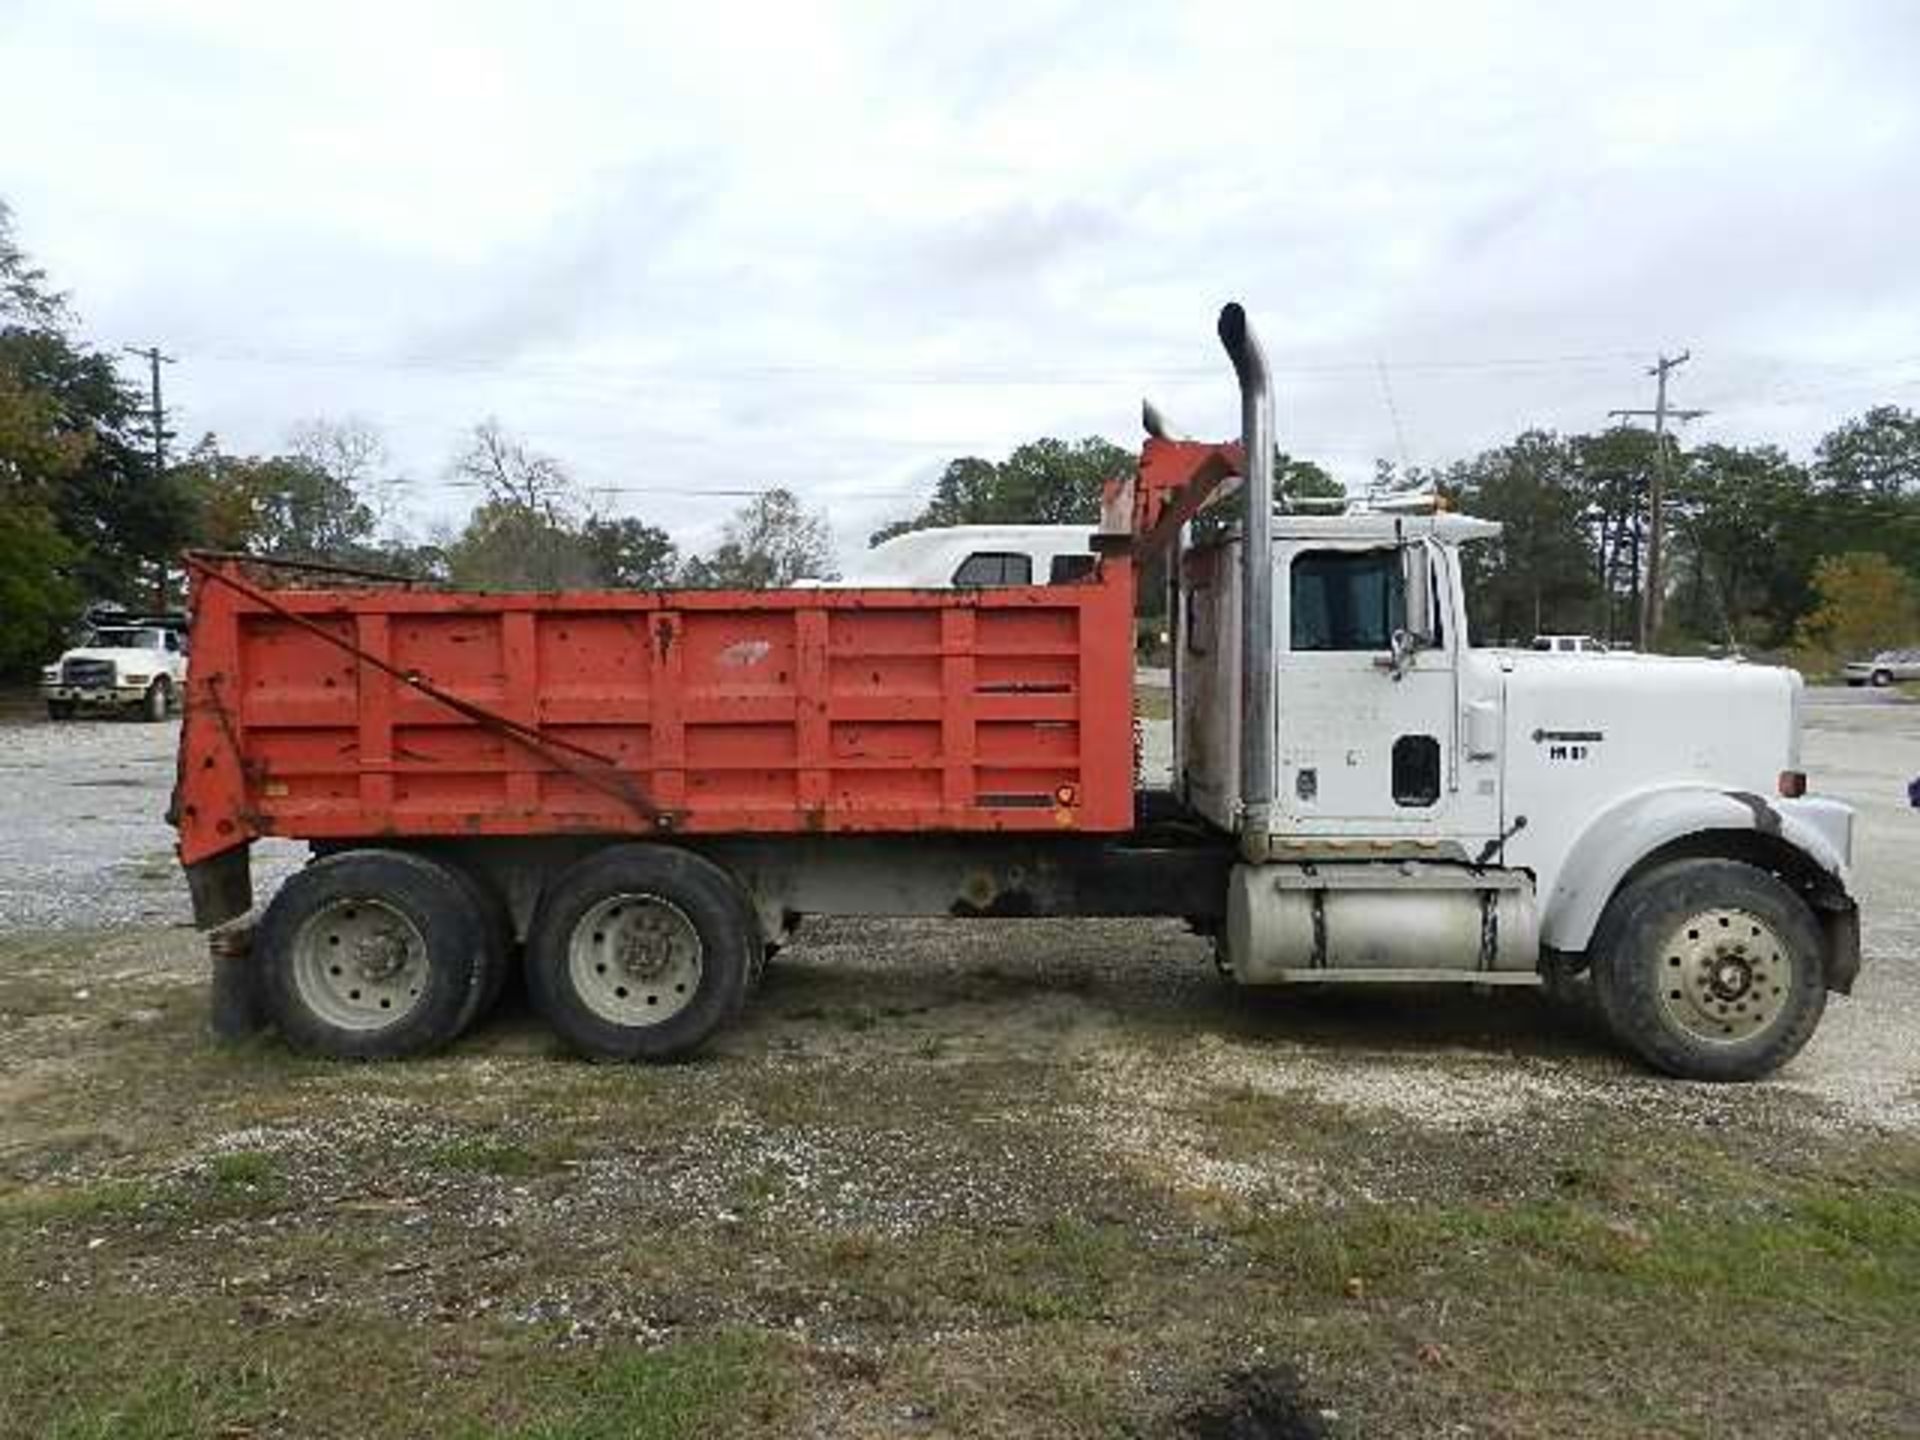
top-left (177, 436), bottom-right (376, 559)
top-left (1570, 427), bottom-right (1660, 643)
top-left (289, 416), bottom-right (407, 540)
top-left (870, 436), bottom-right (1134, 545)
top-left (444, 501), bottom-right (597, 591)
top-left (0, 200), bottom-right (63, 331)
top-left (0, 204), bottom-right (189, 613)
top-left (1450, 431), bottom-right (1597, 643)
top-left (1278, 451), bottom-right (1344, 506)
top-left (452, 418), bottom-right (573, 519)
top-left (440, 420), bottom-right (596, 590)
top-left (581, 516), bottom-right (679, 589)
top-left (1791, 552), bottom-right (1920, 674)
top-left (1667, 444), bottom-right (1816, 648)
top-left (684, 488), bottom-right (837, 588)
top-left (0, 500), bottom-right (78, 674)
top-left (1816, 406), bottom-right (1920, 500)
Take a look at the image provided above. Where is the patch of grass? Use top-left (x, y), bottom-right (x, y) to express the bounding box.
top-left (207, 1150), bottom-right (278, 1190)
top-left (0, 1178), bottom-right (157, 1226)
top-left (423, 1133), bottom-right (569, 1178)
top-left (498, 1331), bottom-right (785, 1440)
top-left (39, 1359), bottom-right (281, 1440)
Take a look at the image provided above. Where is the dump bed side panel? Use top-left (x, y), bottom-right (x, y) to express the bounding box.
top-left (175, 566), bottom-right (1136, 864)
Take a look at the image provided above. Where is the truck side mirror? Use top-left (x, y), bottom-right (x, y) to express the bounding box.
top-left (1401, 541), bottom-right (1436, 649)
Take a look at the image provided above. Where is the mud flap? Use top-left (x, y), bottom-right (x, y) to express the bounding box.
top-left (1820, 898), bottom-right (1861, 995)
top-left (184, 845), bottom-right (252, 929)
top-left (208, 924), bottom-right (264, 1040)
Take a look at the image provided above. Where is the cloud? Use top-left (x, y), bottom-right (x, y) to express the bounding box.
top-left (2, 0), bottom-right (1915, 565)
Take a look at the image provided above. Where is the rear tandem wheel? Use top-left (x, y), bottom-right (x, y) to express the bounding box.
top-left (525, 845), bottom-right (758, 1062)
top-left (254, 849), bottom-right (498, 1059)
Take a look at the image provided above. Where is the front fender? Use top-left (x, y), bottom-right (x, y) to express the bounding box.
top-left (1541, 785), bottom-right (1852, 952)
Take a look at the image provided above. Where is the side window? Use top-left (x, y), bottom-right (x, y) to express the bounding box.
top-left (1289, 549), bottom-right (1402, 652)
top-left (1048, 553), bottom-right (1097, 584)
top-left (952, 552), bottom-right (1033, 588)
top-left (164, 631), bottom-right (181, 653)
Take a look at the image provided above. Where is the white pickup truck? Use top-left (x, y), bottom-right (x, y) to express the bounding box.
top-left (40, 620), bottom-right (188, 722)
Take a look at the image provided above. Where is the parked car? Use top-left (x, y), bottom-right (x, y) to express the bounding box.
top-left (1530, 634), bottom-right (1614, 655)
top-left (1844, 648), bottom-right (1920, 688)
top-left (40, 619), bottom-right (189, 721)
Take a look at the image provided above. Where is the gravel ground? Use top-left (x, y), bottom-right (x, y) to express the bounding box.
top-left (0, 684), bottom-right (1915, 1437)
top-left (0, 685), bottom-right (1913, 1133)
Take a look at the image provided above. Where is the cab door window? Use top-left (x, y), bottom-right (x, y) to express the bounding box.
top-left (1289, 549), bottom-right (1403, 652)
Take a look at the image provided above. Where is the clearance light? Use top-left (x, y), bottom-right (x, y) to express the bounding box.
top-left (1054, 784), bottom-right (1079, 807)
top-left (1778, 770), bottom-right (1807, 798)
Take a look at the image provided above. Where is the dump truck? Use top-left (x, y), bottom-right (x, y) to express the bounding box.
top-left (172, 305), bottom-right (1860, 1081)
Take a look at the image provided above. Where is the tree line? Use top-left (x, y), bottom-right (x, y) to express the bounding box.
top-left (4, 196), bottom-right (1917, 678)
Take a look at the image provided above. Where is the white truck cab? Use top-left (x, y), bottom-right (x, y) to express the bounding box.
top-left (1157, 304), bottom-right (1858, 1080)
top-left (41, 621), bottom-right (188, 722)
top-left (820, 525), bottom-right (1099, 589)
top-left (1170, 499), bottom-right (1855, 1079)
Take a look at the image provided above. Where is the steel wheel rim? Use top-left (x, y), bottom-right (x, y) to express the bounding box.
top-left (291, 897), bottom-right (429, 1031)
top-left (1655, 906), bottom-right (1793, 1045)
top-left (567, 893), bottom-right (703, 1026)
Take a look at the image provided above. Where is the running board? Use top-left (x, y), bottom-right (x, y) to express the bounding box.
top-left (1249, 968), bottom-right (1542, 986)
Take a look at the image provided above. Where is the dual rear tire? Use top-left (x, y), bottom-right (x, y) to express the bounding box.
top-left (254, 844), bottom-right (754, 1062)
top-left (256, 850), bottom-right (504, 1060)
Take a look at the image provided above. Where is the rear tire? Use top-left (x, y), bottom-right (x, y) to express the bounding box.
top-left (444, 861), bottom-right (514, 1032)
top-left (256, 850), bottom-right (489, 1059)
top-left (526, 845), bottom-right (757, 1061)
top-left (1590, 858), bottom-right (1826, 1082)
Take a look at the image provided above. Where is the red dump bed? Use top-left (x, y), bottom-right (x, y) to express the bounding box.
top-left (173, 555), bottom-right (1139, 866)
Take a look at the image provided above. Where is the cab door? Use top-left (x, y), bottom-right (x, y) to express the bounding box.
top-left (1275, 543), bottom-right (1459, 836)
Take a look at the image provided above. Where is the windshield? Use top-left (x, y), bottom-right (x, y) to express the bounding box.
top-left (86, 628), bottom-right (161, 649)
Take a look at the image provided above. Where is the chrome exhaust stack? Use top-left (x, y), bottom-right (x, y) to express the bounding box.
top-left (1217, 302), bottom-right (1275, 851)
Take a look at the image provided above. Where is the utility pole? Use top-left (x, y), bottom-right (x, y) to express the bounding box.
top-left (124, 345), bottom-right (176, 610)
top-left (1609, 352), bottom-right (1705, 652)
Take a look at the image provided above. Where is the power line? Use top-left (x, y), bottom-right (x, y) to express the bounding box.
top-left (1609, 352), bottom-right (1708, 652)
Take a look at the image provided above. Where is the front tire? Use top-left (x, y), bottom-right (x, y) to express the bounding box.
top-left (140, 678), bottom-right (171, 722)
top-left (46, 700), bottom-right (74, 721)
top-left (1870, 669), bottom-right (1894, 688)
top-left (1590, 858), bottom-right (1826, 1082)
top-left (256, 850), bottom-right (489, 1059)
top-left (526, 845), bottom-right (757, 1061)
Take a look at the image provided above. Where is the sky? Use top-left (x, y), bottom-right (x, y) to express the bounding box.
top-left (4, 0), bottom-right (1918, 563)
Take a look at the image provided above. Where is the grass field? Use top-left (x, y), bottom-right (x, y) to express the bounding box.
top-left (3, 921), bottom-right (1918, 1439)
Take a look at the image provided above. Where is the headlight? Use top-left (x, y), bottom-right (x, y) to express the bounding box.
top-left (41, 666), bottom-right (59, 683)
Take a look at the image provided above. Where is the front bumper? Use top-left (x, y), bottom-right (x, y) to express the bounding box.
top-left (41, 684), bottom-right (151, 706)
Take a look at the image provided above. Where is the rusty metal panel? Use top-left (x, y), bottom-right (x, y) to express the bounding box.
top-left (174, 560), bottom-right (1139, 865)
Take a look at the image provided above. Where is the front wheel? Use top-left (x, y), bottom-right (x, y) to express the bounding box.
top-left (526, 845), bottom-right (756, 1061)
top-left (140, 678), bottom-right (172, 722)
top-left (46, 700), bottom-right (74, 721)
top-left (1870, 669), bottom-right (1894, 688)
top-left (1590, 858), bottom-right (1827, 1082)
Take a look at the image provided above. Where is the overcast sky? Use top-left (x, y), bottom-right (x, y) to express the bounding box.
top-left (4, 0), bottom-right (1917, 560)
